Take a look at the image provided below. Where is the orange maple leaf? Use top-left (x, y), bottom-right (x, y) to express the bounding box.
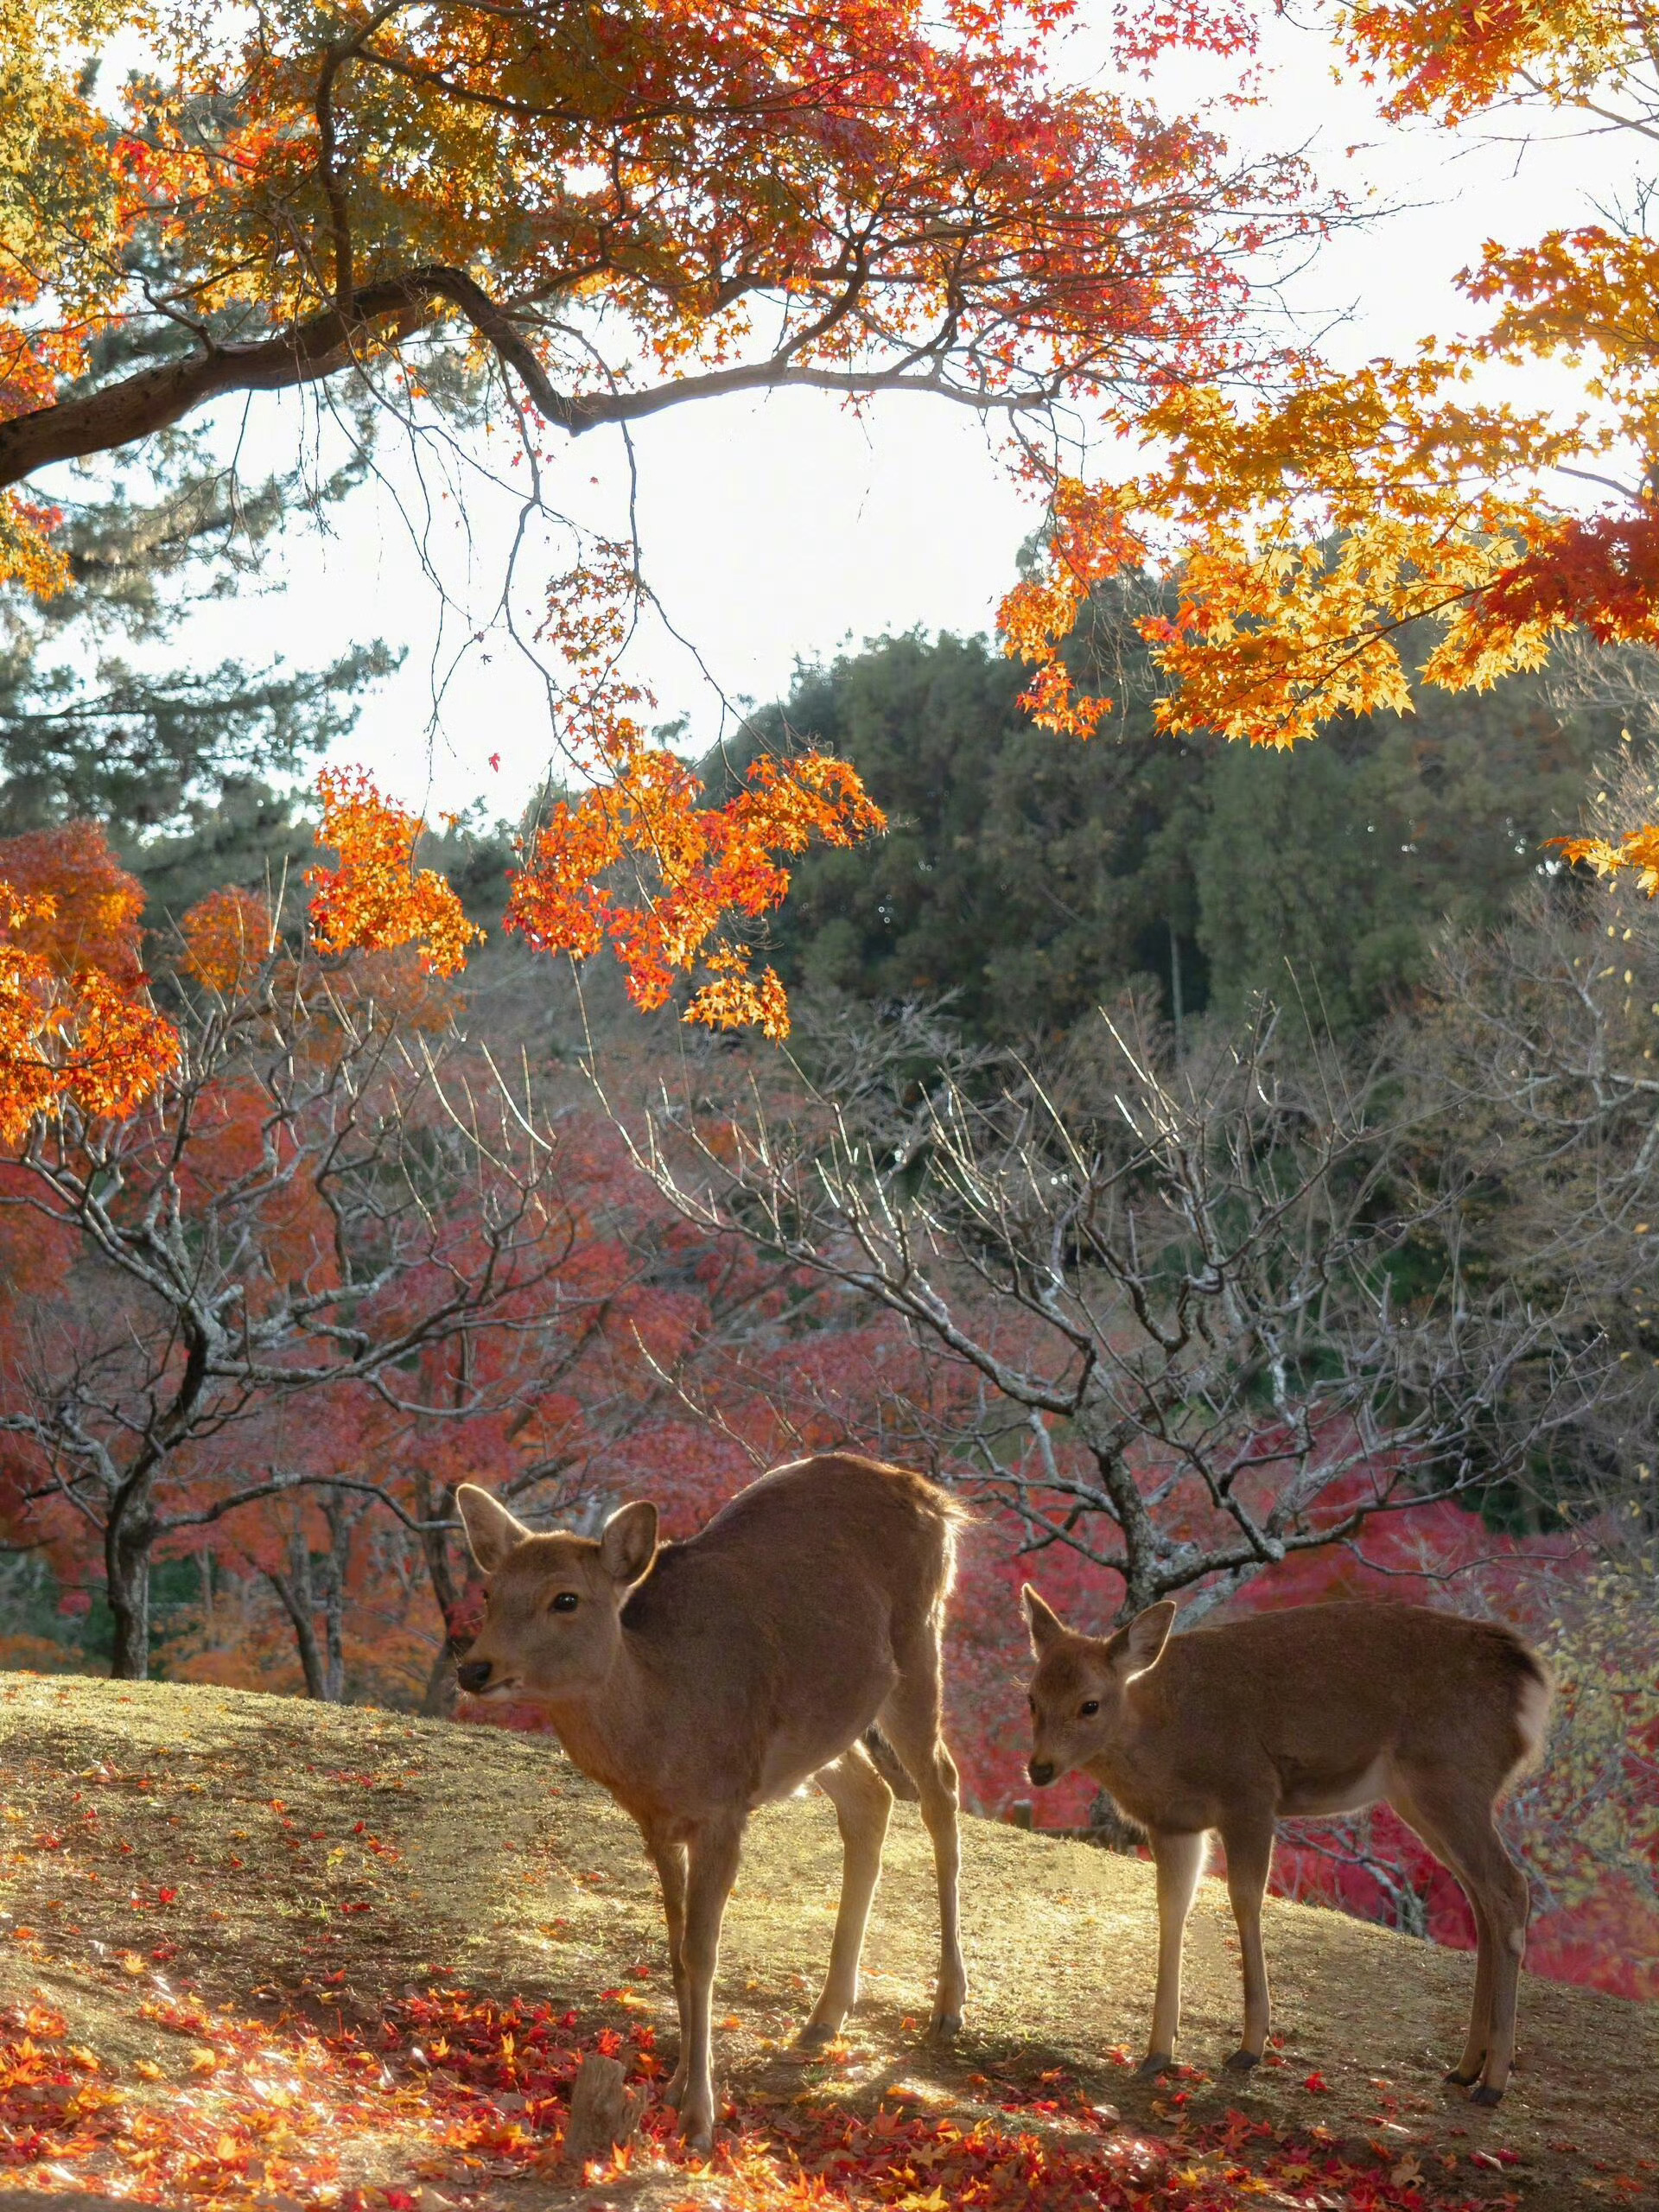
top-left (307, 769), bottom-right (482, 978)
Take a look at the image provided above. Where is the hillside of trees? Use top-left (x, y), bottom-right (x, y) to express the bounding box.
top-left (3, 503), bottom-right (1656, 2012)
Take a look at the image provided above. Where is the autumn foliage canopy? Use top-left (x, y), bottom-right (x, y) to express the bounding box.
top-left (8, 2), bottom-right (1659, 999)
top-left (9, 2), bottom-right (1659, 993)
top-left (0, 0), bottom-right (1317, 1027)
top-left (0, 823), bottom-right (177, 1140)
top-left (1004, 2), bottom-right (1659, 803)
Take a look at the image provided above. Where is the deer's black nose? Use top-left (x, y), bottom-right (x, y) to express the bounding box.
top-left (1027, 1758), bottom-right (1056, 1787)
top-left (456, 1658), bottom-right (493, 1694)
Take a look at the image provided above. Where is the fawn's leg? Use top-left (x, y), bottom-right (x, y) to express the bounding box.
top-left (1393, 1775), bottom-right (1529, 2106)
top-left (878, 1659), bottom-right (968, 2037)
top-left (1139, 1829), bottom-right (1207, 2080)
top-left (1218, 1819), bottom-right (1274, 2070)
top-left (643, 1829), bottom-right (690, 2104)
top-left (800, 1743), bottom-right (894, 2046)
top-left (1471, 1834), bottom-right (1529, 2108)
top-left (675, 1815), bottom-right (746, 2152)
top-left (1440, 1887), bottom-right (1497, 2089)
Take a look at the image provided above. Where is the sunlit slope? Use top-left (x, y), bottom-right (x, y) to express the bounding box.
top-left (1, 1673), bottom-right (1651, 2205)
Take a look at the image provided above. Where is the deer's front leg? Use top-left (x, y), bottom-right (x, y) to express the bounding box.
top-left (643, 1830), bottom-right (691, 2106)
top-left (1138, 1830), bottom-right (1206, 2081)
top-left (676, 1815), bottom-right (745, 2151)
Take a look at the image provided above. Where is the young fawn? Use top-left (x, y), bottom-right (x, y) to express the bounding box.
top-left (1022, 1592), bottom-right (1550, 2107)
top-left (454, 1452), bottom-right (970, 2149)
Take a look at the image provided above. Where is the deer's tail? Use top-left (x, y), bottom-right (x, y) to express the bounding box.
top-left (1507, 1638), bottom-right (1553, 1779)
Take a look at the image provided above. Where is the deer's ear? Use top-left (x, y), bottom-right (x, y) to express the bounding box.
top-left (599, 1499), bottom-right (659, 1586)
top-left (1116, 1599), bottom-right (1177, 1681)
top-left (455, 1484), bottom-right (531, 1573)
top-left (1021, 1584), bottom-right (1067, 1656)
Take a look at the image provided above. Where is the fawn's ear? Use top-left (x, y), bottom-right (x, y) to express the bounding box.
top-left (455, 1484), bottom-right (531, 1574)
top-left (599, 1499), bottom-right (659, 1586)
top-left (1021, 1584), bottom-right (1067, 1657)
top-left (1115, 1599), bottom-right (1177, 1681)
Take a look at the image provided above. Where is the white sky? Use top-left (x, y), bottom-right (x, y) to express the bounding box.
top-left (71, 7), bottom-right (1638, 823)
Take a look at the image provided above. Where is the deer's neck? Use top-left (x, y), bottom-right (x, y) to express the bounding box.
top-left (541, 1635), bottom-right (676, 1820)
top-left (1088, 1696), bottom-right (1171, 1825)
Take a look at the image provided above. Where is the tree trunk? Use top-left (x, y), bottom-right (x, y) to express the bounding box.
top-left (322, 1580), bottom-right (346, 1702)
top-left (320, 1490), bottom-right (353, 1703)
top-left (268, 1534), bottom-right (327, 1699)
top-left (413, 1465), bottom-right (467, 1717)
top-left (105, 1499), bottom-right (155, 1682)
top-left (1077, 1421), bottom-right (1160, 1621)
top-left (420, 1645), bottom-right (460, 1719)
top-left (103, 1329), bottom-right (210, 1682)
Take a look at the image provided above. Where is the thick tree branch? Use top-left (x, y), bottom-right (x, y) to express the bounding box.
top-left (0, 264), bottom-right (1057, 491)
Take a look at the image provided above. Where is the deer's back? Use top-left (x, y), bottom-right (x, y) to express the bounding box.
top-left (1109, 1602), bottom-right (1546, 1828)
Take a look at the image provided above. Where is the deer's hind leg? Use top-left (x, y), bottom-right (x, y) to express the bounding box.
top-left (876, 1646), bottom-right (968, 2040)
top-left (1442, 1895), bottom-right (1497, 2089)
top-left (1390, 1771), bottom-right (1530, 2107)
top-left (801, 1742), bottom-right (894, 2048)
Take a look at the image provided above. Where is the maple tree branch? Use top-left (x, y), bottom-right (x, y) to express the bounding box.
top-left (563, 357), bottom-right (1059, 433)
top-left (157, 1470), bottom-right (450, 1535)
top-left (0, 262), bottom-right (1060, 492)
top-left (610, 994), bottom-right (1598, 1618)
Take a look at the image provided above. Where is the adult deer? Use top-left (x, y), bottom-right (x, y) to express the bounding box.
top-left (1021, 1592), bottom-right (1549, 2107)
top-left (454, 1453), bottom-right (970, 2150)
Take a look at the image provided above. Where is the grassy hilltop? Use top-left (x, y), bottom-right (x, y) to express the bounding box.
top-left (0, 1674), bottom-right (1653, 2210)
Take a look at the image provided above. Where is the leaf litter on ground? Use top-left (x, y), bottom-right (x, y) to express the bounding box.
top-left (1, 1674), bottom-right (1654, 2210)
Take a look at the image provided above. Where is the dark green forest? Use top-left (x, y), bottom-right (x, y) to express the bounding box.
top-left (713, 607), bottom-right (1605, 1040)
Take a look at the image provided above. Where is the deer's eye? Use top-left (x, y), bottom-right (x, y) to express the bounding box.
top-left (550, 1592), bottom-right (579, 1614)
top-left (1079, 1698), bottom-right (1100, 1718)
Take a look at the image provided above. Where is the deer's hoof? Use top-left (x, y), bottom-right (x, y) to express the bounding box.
top-left (1442, 2064), bottom-right (1482, 2088)
top-left (1224, 2049), bottom-right (1261, 2074)
top-left (677, 2100), bottom-right (715, 2152)
top-left (662, 2067), bottom-right (688, 2110)
top-left (796, 2022), bottom-right (838, 2051)
top-left (926, 2012), bottom-right (962, 2044)
top-left (1135, 2052), bottom-right (1173, 2083)
top-left (1469, 2083), bottom-right (1504, 2109)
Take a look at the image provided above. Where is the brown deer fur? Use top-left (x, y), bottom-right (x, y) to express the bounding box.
top-left (454, 1453), bottom-right (970, 2149)
top-left (1022, 1592), bottom-right (1550, 2107)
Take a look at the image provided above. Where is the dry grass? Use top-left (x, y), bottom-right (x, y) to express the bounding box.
top-left (1, 1671), bottom-right (1654, 2207)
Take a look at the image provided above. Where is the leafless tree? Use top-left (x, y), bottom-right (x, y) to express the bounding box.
top-left (601, 995), bottom-right (1598, 1620)
top-left (1411, 737), bottom-right (1659, 1524)
top-left (0, 944), bottom-right (588, 1679)
top-left (1545, 636), bottom-right (1659, 740)
top-left (1269, 1811), bottom-right (1433, 1939)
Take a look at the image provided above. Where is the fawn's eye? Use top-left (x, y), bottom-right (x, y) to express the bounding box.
top-left (1079, 1698), bottom-right (1100, 1717)
top-left (550, 1592), bottom-right (579, 1613)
